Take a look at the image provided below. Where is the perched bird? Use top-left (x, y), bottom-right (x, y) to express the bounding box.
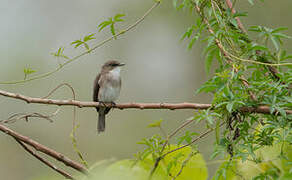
top-left (93, 60), bottom-right (125, 133)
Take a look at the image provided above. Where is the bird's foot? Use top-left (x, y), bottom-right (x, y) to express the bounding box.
top-left (98, 101), bottom-right (116, 108)
top-left (110, 102), bottom-right (116, 107)
top-left (98, 101), bottom-right (108, 107)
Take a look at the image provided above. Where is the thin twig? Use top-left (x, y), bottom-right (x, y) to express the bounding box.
top-left (0, 124), bottom-right (89, 174)
top-left (163, 122), bottom-right (224, 158)
top-left (225, 0), bottom-right (247, 33)
top-left (224, 0), bottom-right (284, 82)
top-left (160, 118), bottom-right (195, 153)
top-left (172, 151), bottom-right (197, 180)
top-left (193, 2), bottom-right (258, 101)
top-left (14, 138), bottom-right (75, 180)
top-left (148, 118), bottom-right (197, 180)
top-left (0, 89), bottom-right (291, 114)
top-left (149, 122), bottom-right (225, 179)
top-left (0, 2), bottom-right (160, 85)
top-left (42, 83), bottom-right (88, 167)
top-left (0, 109), bottom-right (60, 124)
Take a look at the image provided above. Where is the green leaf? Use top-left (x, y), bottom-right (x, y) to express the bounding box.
top-left (83, 33), bottom-right (96, 42)
top-left (71, 40), bottom-right (84, 48)
top-left (23, 68), bottom-right (36, 80)
top-left (114, 14), bottom-right (125, 22)
top-left (187, 35), bottom-right (199, 49)
top-left (51, 47), bottom-right (69, 59)
top-left (98, 20), bottom-right (112, 32)
top-left (84, 43), bottom-right (90, 50)
top-left (249, 26), bottom-right (262, 32)
top-left (148, 119), bottom-right (163, 128)
top-left (173, 0), bottom-right (178, 8)
top-left (205, 48), bottom-right (216, 75)
top-left (23, 68), bottom-right (36, 75)
top-left (248, 0), bottom-right (254, 5)
top-left (215, 120), bottom-right (220, 144)
top-left (249, 44), bottom-right (268, 51)
top-left (271, 27), bottom-right (288, 33)
top-left (226, 102), bottom-right (234, 113)
top-left (177, 131), bottom-right (199, 145)
top-left (270, 36), bottom-right (279, 51)
top-left (110, 23), bottom-right (116, 36)
top-left (233, 12), bottom-right (248, 18)
top-left (273, 33), bottom-right (291, 39)
top-left (181, 25), bottom-right (195, 40)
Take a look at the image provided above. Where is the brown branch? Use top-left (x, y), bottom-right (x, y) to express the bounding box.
top-left (14, 138), bottom-right (75, 180)
top-left (0, 109), bottom-right (59, 124)
top-left (0, 89), bottom-right (291, 114)
top-left (194, 2), bottom-right (258, 101)
top-left (224, 0), bottom-right (282, 82)
top-left (225, 0), bottom-right (247, 33)
top-left (0, 124), bottom-right (88, 174)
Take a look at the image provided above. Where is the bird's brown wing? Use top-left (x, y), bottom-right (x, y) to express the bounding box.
top-left (93, 73), bottom-right (111, 114)
top-left (93, 73), bottom-right (101, 112)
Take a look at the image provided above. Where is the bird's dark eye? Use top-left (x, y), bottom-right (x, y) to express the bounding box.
top-left (111, 63), bottom-right (119, 67)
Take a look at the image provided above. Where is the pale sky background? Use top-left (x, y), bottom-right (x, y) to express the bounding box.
top-left (0, 0), bottom-right (292, 179)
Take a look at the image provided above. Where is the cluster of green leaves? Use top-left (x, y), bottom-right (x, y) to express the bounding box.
top-left (39, 1), bottom-right (291, 179)
top-left (71, 33), bottom-right (96, 50)
top-left (20, 13), bottom-right (126, 82)
top-left (23, 68), bottom-right (36, 80)
top-left (57, 13), bottom-right (125, 55)
top-left (136, 134), bottom-right (166, 162)
top-left (130, 0), bottom-right (292, 179)
top-left (180, 0), bottom-right (291, 179)
top-left (80, 145), bottom-right (207, 180)
top-left (249, 26), bottom-right (291, 51)
top-left (50, 47), bottom-right (69, 60)
top-left (98, 14), bottom-right (125, 37)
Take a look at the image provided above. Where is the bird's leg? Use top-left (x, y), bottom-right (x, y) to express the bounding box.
top-left (110, 102), bottom-right (116, 108)
top-left (98, 101), bottom-right (108, 108)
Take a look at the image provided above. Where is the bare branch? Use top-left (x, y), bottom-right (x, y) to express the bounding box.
top-left (0, 108), bottom-right (59, 124)
top-left (0, 124), bottom-right (89, 174)
top-left (0, 89), bottom-right (291, 114)
top-left (14, 138), bottom-right (75, 180)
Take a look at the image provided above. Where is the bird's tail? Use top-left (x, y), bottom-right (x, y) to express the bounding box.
top-left (98, 108), bottom-right (106, 133)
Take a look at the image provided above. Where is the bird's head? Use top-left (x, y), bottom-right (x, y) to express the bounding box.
top-left (101, 60), bottom-right (125, 72)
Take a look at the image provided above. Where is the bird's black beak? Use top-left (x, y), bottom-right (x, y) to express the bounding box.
top-left (119, 63), bottom-right (126, 66)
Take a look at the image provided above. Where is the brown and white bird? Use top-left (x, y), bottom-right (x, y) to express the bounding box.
top-left (93, 60), bottom-right (125, 133)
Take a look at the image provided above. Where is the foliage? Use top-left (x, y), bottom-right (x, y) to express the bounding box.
top-left (127, 0), bottom-right (292, 179)
top-left (80, 145), bottom-right (207, 180)
top-left (30, 1), bottom-right (292, 179)
top-left (23, 68), bottom-right (36, 80)
top-left (98, 14), bottom-right (125, 37)
top-left (71, 34), bottom-right (96, 50)
top-left (50, 47), bottom-right (69, 60)
top-left (2, 0), bottom-right (292, 179)
top-left (169, 0), bottom-right (292, 179)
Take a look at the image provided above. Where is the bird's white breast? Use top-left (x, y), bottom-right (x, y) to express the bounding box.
top-left (98, 67), bottom-right (121, 102)
top-left (110, 67), bottom-right (121, 79)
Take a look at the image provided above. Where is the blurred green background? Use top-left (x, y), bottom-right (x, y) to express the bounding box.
top-left (0, 0), bottom-right (291, 179)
